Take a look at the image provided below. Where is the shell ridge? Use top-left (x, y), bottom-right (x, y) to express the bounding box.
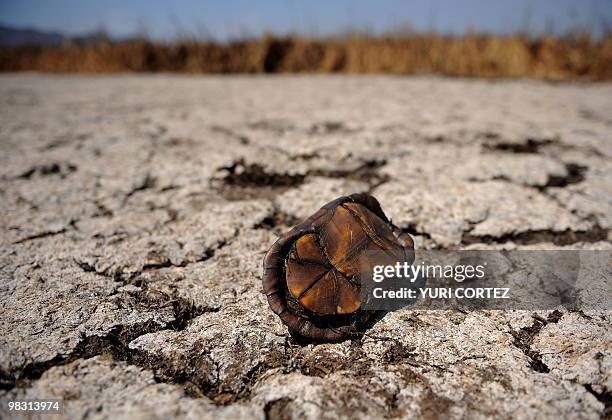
top-left (314, 207), bottom-right (338, 269)
top-left (340, 203), bottom-right (404, 259)
top-left (296, 269), bottom-right (330, 299)
top-left (332, 269), bottom-right (340, 309)
top-left (336, 268), bottom-right (359, 287)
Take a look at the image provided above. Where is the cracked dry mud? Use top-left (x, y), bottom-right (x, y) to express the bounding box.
top-left (0, 75), bottom-right (611, 419)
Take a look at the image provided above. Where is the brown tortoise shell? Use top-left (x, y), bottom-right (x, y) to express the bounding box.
top-left (263, 193), bottom-right (414, 342)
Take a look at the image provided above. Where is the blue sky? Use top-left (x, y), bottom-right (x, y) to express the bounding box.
top-left (1, 0), bottom-right (610, 40)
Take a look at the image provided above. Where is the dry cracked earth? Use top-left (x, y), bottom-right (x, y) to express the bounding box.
top-left (0, 75), bottom-right (611, 419)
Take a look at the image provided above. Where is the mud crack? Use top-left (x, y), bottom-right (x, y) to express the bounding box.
top-left (1, 291), bottom-right (211, 392)
top-left (212, 158), bottom-right (389, 201)
top-left (462, 224), bottom-right (608, 246)
top-left (540, 163), bottom-right (587, 189)
top-left (509, 311), bottom-right (563, 373)
top-left (8, 161), bottom-right (77, 180)
top-left (216, 159), bottom-right (305, 188)
top-left (310, 159), bottom-right (390, 191)
top-left (483, 137), bottom-right (556, 154)
top-left (584, 384), bottom-right (612, 418)
top-left (264, 397), bottom-right (294, 420)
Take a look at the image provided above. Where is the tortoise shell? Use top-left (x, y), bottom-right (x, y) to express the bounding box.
top-left (263, 193), bottom-right (414, 342)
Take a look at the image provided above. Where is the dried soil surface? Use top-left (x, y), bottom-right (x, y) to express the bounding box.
top-left (0, 75), bottom-right (611, 419)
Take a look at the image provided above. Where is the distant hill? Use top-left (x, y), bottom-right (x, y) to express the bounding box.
top-left (0, 24), bottom-right (65, 47)
top-left (0, 24), bottom-right (111, 47)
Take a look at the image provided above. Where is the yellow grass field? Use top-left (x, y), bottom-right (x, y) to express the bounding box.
top-left (1, 34), bottom-right (611, 80)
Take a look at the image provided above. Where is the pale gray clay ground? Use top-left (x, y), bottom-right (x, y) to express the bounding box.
top-left (0, 75), bottom-right (611, 419)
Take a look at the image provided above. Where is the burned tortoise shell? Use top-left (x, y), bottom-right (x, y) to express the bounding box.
top-left (263, 193), bottom-right (414, 342)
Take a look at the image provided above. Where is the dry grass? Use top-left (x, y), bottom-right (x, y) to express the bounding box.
top-left (1, 34), bottom-right (611, 80)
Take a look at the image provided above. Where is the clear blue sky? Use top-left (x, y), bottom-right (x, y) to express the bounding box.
top-left (1, 0), bottom-right (610, 40)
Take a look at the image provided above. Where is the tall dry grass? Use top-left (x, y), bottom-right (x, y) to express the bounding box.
top-left (1, 34), bottom-right (611, 80)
